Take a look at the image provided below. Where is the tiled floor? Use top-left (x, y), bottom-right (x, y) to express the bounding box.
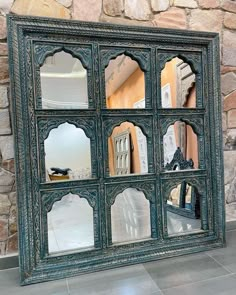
top-left (1, 229), bottom-right (236, 294)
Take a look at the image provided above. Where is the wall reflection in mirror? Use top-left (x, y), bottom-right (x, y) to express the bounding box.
top-left (161, 57), bottom-right (196, 108)
top-left (47, 193), bottom-right (94, 254)
top-left (163, 121), bottom-right (198, 170)
top-left (44, 123), bottom-right (92, 181)
top-left (167, 183), bottom-right (201, 236)
top-left (111, 188), bottom-right (151, 244)
top-left (105, 54), bottom-right (145, 109)
top-left (108, 122), bottom-right (148, 176)
top-left (40, 51), bottom-right (88, 109)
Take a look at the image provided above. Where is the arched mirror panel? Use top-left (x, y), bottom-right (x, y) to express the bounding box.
top-left (40, 51), bottom-right (89, 109)
top-left (47, 193), bottom-right (94, 254)
top-left (108, 122), bottom-right (148, 176)
top-left (105, 54), bottom-right (145, 109)
top-left (111, 188), bottom-right (151, 244)
top-left (163, 121), bottom-right (198, 170)
top-left (44, 123), bottom-right (92, 181)
top-left (161, 57), bottom-right (196, 108)
top-left (166, 183), bottom-right (201, 236)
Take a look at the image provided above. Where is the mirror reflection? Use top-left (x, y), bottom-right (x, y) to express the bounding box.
top-left (161, 57), bottom-right (196, 108)
top-left (163, 121), bottom-right (198, 170)
top-left (167, 183), bottom-right (201, 236)
top-left (45, 123), bottom-right (91, 181)
top-left (40, 51), bottom-right (88, 109)
top-left (106, 54), bottom-right (145, 109)
top-left (111, 188), bottom-right (151, 244)
top-left (108, 122), bottom-right (148, 176)
top-left (48, 193), bottom-right (94, 254)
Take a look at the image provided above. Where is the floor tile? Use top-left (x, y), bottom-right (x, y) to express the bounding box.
top-left (0, 268), bottom-right (68, 295)
top-left (162, 274), bottom-right (236, 295)
top-left (143, 252), bottom-right (230, 290)
top-left (67, 264), bottom-right (160, 295)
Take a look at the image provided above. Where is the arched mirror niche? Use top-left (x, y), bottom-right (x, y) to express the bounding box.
top-left (105, 54), bottom-right (146, 109)
top-left (163, 121), bottom-right (198, 171)
top-left (47, 193), bottom-right (94, 254)
top-left (111, 188), bottom-right (151, 244)
top-left (165, 183), bottom-right (201, 236)
top-left (40, 51), bottom-right (89, 109)
top-left (108, 122), bottom-right (148, 176)
top-left (44, 123), bottom-right (92, 181)
top-left (161, 57), bottom-right (196, 108)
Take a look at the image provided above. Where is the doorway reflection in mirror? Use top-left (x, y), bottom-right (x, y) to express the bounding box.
top-left (40, 51), bottom-right (88, 109)
top-left (161, 57), bottom-right (196, 108)
top-left (44, 123), bottom-right (91, 181)
top-left (108, 122), bottom-right (148, 176)
top-left (105, 54), bottom-right (145, 109)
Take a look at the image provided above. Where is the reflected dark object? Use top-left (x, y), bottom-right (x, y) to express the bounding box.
top-left (165, 147), bottom-right (194, 171)
top-left (50, 167), bottom-right (71, 175)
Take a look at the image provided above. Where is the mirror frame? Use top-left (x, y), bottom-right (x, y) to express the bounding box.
top-left (7, 14), bottom-right (225, 285)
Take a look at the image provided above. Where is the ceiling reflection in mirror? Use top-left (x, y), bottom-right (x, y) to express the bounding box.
top-left (44, 123), bottom-right (91, 182)
top-left (105, 54), bottom-right (145, 109)
top-left (161, 57), bottom-right (196, 108)
top-left (111, 188), bottom-right (151, 244)
top-left (163, 121), bottom-right (198, 170)
top-left (48, 193), bottom-right (94, 254)
top-left (108, 122), bottom-right (148, 176)
top-left (40, 51), bottom-right (88, 109)
top-left (167, 183), bottom-right (201, 236)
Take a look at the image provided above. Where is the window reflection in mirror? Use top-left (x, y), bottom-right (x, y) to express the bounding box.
top-left (108, 122), bottom-right (148, 176)
top-left (163, 121), bottom-right (198, 170)
top-left (161, 57), bottom-right (196, 108)
top-left (44, 123), bottom-right (91, 181)
top-left (105, 54), bottom-right (145, 109)
top-left (111, 188), bottom-right (151, 244)
top-left (40, 51), bottom-right (88, 109)
top-left (166, 183), bottom-right (201, 236)
top-left (48, 193), bottom-right (94, 254)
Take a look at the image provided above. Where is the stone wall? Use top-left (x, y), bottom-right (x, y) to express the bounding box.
top-left (0, 0), bottom-right (236, 255)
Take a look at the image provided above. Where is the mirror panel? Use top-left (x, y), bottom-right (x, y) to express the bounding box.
top-left (108, 122), bottom-right (148, 176)
top-left (166, 183), bottom-right (201, 236)
top-left (40, 51), bottom-right (88, 109)
top-left (111, 188), bottom-right (151, 244)
top-left (105, 54), bottom-right (145, 109)
top-left (47, 193), bottom-right (94, 254)
top-left (44, 123), bottom-right (92, 181)
top-left (163, 121), bottom-right (198, 170)
top-left (161, 57), bottom-right (196, 108)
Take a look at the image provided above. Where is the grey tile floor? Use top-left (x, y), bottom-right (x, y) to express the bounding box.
top-left (1, 229), bottom-right (236, 294)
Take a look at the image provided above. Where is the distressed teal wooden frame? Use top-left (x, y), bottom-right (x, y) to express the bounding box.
top-left (7, 14), bottom-right (225, 285)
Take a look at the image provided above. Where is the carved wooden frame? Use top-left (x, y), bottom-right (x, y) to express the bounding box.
top-left (7, 14), bottom-right (225, 285)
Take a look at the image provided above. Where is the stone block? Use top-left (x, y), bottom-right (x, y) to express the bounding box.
top-left (0, 216), bottom-right (8, 240)
top-left (2, 159), bottom-right (15, 173)
top-left (228, 109), bottom-right (236, 128)
top-left (0, 0), bottom-right (14, 15)
top-left (0, 194), bottom-right (11, 215)
top-left (100, 14), bottom-right (151, 26)
top-left (9, 192), bottom-right (16, 205)
top-left (0, 57), bottom-right (9, 83)
top-left (0, 241), bottom-right (6, 255)
top-left (6, 233), bottom-right (18, 253)
top-left (174, 0), bottom-right (197, 8)
top-left (189, 9), bottom-right (223, 33)
top-left (224, 12), bottom-right (236, 30)
top-left (0, 168), bottom-right (15, 193)
top-left (223, 112), bottom-right (227, 132)
top-left (72, 0), bottom-right (102, 22)
top-left (224, 90), bottom-right (236, 111)
top-left (221, 66), bottom-right (236, 75)
top-left (103, 0), bottom-right (123, 16)
top-left (9, 205), bottom-right (17, 235)
top-left (0, 135), bottom-right (14, 160)
top-left (151, 0), bottom-right (170, 12)
top-left (223, 30), bottom-right (236, 67)
top-left (0, 109), bottom-right (11, 135)
top-left (224, 150), bottom-right (236, 184)
top-left (152, 7), bottom-right (187, 29)
top-left (11, 0), bottom-right (70, 19)
top-left (198, 0), bottom-right (219, 8)
top-left (221, 72), bottom-right (236, 96)
top-left (0, 43), bottom-right (8, 56)
top-left (0, 85), bottom-right (8, 108)
top-left (56, 0), bottom-right (72, 8)
top-left (125, 0), bottom-right (152, 20)
top-left (222, 0), bottom-right (236, 13)
top-left (0, 16), bottom-right (6, 40)
top-left (225, 129), bottom-right (236, 150)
